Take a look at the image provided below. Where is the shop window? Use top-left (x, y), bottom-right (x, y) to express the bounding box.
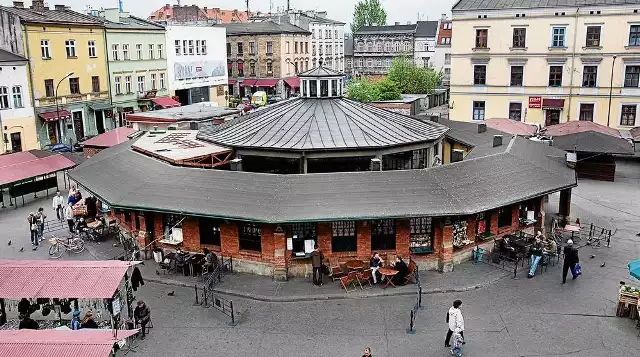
top-left (199, 218), bottom-right (221, 246)
top-left (519, 201), bottom-right (536, 226)
top-left (410, 217), bottom-right (433, 254)
top-left (331, 221), bottom-right (357, 252)
top-left (371, 219), bottom-right (396, 250)
top-left (238, 222), bottom-right (261, 252)
top-left (124, 210), bottom-right (131, 224)
top-left (134, 211), bottom-right (140, 230)
top-left (498, 207), bottom-right (513, 228)
top-left (162, 214), bottom-right (183, 243)
top-left (451, 217), bottom-right (469, 249)
top-left (309, 80), bottom-right (318, 97)
top-left (475, 212), bottom-right (492, 240)
top-left (287, 223), bottom-right (317, 256)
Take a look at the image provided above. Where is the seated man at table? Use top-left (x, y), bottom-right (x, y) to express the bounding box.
top-left (202, 248), bottom-right (218, 273)
top-left (369, 252), bottom-right (384, 284)
top-left (542, 235), bottom-right (557, 265)
top-left (499, 236), bottom-right (517, 258)
top-left (392, 256), bottom-right (409, 286)
top-left (174, 250), bottom-right (188, 275)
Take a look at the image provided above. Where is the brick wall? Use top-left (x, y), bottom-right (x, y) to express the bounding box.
top-left (369, 102), bottom-right (412, 116)
top-left (83, 147), bottom-right (102, 159)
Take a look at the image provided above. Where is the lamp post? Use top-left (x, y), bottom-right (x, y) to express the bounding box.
top-left (54, 72), bottom-right (74, 143)
top-left (607, 55), bottom-right (617, 127)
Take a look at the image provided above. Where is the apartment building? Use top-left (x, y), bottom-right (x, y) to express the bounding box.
top-left (352, 23), bottom-right (416, 77)
top-left (434, 16), bottom-right (452, 86)
top-left (414, 21), bottom-right (438, 69)
top-left (450, 0), bottom-right (640, 129)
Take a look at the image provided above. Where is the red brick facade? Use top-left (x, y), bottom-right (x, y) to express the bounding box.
top-left (83, 147), bottom-right (102, 159)
top-left (112, 197), bottom-right (544, 277)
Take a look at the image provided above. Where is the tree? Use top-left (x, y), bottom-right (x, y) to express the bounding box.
top-left (351, 0), bottom-right (387, 33)
top-left (387, 57), bottom-right (443, 94)
top-left (346, 77), bottom-right (401, 103)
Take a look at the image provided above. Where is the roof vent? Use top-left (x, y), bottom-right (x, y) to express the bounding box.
top-left (478, 123), bottom-right (487, 133)
top-left (54, 4), bottom-right (65, 11)
top-left (394, 22), bottom-right (400, 25)
top-left (430, 116), bottom-right (439, 123)
top-left (493, 134), bottom-right (503, 147)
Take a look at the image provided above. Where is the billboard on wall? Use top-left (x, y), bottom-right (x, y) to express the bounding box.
top-left (174, 60), bottom-right (226, 81)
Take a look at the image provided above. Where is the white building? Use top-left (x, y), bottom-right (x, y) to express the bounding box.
top-left (433, 16), bottom-right (452, 86)
top-left (414, 21), bottom-right (438, 68)
top-left (165, 25), bottom-right (228, 107)
top-left (0, 49), bottom-right (36, 153)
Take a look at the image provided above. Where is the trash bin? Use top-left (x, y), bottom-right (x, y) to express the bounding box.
top-left (473, 247), bottom-right (485, 263)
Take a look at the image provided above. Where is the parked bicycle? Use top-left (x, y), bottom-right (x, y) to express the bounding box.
top-left (48, 235), bottom-right (85, 258)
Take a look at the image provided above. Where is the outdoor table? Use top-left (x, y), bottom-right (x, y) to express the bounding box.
top-left (345, 260), bottom-right (365, 271)
top-left (564, 224), bottom-right (581, 240)
top-left (188, 253), bottom-right (205, 277)
top-left (378, 267), bottom-right (399, 289)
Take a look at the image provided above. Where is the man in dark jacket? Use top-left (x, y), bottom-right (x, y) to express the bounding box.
top-left (310, 244), bottom-right (324, 286)
top-left (18, 314), bottom-right (39, 330)
top-left (134, 300), bottom-right (151, 339)
top-left (562, 239), bottom-right (580, 284)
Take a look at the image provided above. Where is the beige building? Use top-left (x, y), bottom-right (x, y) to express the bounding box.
top-left (450, 0), bottom-right (640, 129)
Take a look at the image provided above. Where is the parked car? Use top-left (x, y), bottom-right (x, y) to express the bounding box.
top-left (44, 143), bottom-right (73, 153)
top-left (267, 95), bottom-right (283, 104)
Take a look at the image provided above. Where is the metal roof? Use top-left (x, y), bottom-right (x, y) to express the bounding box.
top-left (0, 330), bottom-right (138, 357)
top-left (452, 0), bottom-right (640, 11)
top-left (551, 131), bottom-right (635, 155)
top-left (125, 102), bottom-right (239, 123)
top-left (427, 117), bottom-right (505, 148)
top-left (345, 39), bottom-right (354, 56)
top-left (197, 98), bottom-right (449, 151)
top-left (0, 260), bottom-right (140, 299)
top-left (222, 21), bottom-right (310, 35)
top-left (355, 24), bottom-right (416, 34)
top-left (541, 120), bottom-right (621, 138)
top-left (81, 127), bottom-right (137, 149)
top-left (0, 49), bottom-right (27, 63)
top-left (485, 118), bottom-right (538, 137)
top-left (103, 15), bottom-right (166, 30)
top-left (0, 6), bottom-right (103, 25)
top-left (298, 64), bottom-right (342, 77)
top-left (0, 152), bottom-right (76, 187)
top-left (415, 21), bottom-right (439, 37)
top-left (68, 136), bottom-right (576, 223)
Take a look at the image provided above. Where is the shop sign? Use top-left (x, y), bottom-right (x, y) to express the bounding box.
top-left (529, 96), bottom-right (542, 108)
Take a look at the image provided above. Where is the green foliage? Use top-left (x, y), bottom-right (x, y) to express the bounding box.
top-left (351, 0), bottom-right (387, 33)
top-left (387, 57), bottom-right (443, 94)
top-left (346, 78), bottom-right (401, 103)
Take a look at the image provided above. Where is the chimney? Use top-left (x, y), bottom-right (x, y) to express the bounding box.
top-left (441, 13), bottom-right (447, 20)
top-left (493, 135), bottom-right (503, 147)
top-left (13, 1), bottom-right (24, 8)
top-left (394, 21), bottom-right (400, 25)
top-left (429, 115), bottom-right (439, 123)
top-left (54, 4), bottom-right (65, 11)
top-left (31, 0), bottom-right (45, 11)
top-left (165, 3), bottom-right (170, 10)
top-left (477, 123), bottom-right (487, 133)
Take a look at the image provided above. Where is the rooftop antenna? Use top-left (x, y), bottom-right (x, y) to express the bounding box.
top-left (118, 0), bottom-right (123, 12)
top-left (287, 0), bottom-right (290, 11)
top-left (246, 0), bottom-right (250, 17)
top-left (177, 0), bottom-right (181, 5)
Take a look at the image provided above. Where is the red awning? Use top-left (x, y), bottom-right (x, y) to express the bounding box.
top-left (542, 99), bottom-right (565, 109)
top-left (0, 260), bottom-right (141, 299)
top-left (151, 97), bottom-right (181, 108)
top-left (228, 79), bottom-right (237, 85)
top-left (0, 153), bottom-right (76, 186)
top-left (254, 79), bottom-right (279, 87)
top-left (284, 77), bottom-right (300, 88)
top-left (0, 330), bottom-right (139, 357)
top-left (240, 79), bottom-right (257, 87)
top-left (39, 110), bottom-right (71, 122)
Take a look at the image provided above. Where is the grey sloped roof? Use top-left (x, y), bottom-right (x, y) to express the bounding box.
top-left (68, 136), bottom-right (576, 223)
top-left (197, 98), bottom-right (449, 151)
top-left (452, 0), bottom-right (640, 11)
top-left (551, 131), bottom-right (635, 155)
top-left (0, 6), bottom-right (102, 25)
top-left (415, 21), bottom-right (438, 37)
top-left (428, 117), bottom-right (505, 147)
top-left (103, 16), bottom-right (165, 30)
top-left (345, 39), bottom-right (354, 56)
top-left (298, 64), bottom-right (342, 77)
top-left (355, 24), bottom-right (416, 34)
top-left (0, 49), bottom-right (27, 63)
top-left (222, 21), bottom-right (310, 35)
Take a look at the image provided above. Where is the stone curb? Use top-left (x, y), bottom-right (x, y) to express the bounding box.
top-left (144, 271), bottom-right (509, 303)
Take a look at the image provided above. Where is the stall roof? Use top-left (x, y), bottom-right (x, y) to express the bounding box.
top-left (68, 136), bottom-right (576, 223)
top-left (0, 330), bottom-right (138, 357)
top-left (0, 151), bottom-right (76, 187)
top-left (0, 260), bottom-right (140, 299)
top-left (551, 131), bottom-right (635, 155)
top-left (428, 117), bottom-right (505, 148)
top-left (485, 118), bottom-right (538, 137)
top-left (541, 120), bottom-right (621, 138)
top-left (125, 102), bottom-right (239, 123)
top-left (132, 130), bottom-right (231, 162)
top-left (81, 127), bottom-right (138, 149)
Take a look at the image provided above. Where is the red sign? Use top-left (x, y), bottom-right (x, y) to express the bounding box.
top-left (529, 96), bottom-right (542, 108)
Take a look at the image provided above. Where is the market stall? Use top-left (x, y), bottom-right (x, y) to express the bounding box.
top-left (0, 260), bottom-right (142, 330)
top-left (616, 260), bottom-right (640, 328)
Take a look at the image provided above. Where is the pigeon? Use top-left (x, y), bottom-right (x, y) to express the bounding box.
top-left (600, 262), bottom-right (606, 267)
top-left (19, 247), bottom-right (24, 252)
top-left (167, 291), bottom-right (175, 296)
top-left (590, 255), bottom-right (595, 259)
top-left (7, 240), bottom-right (11, 246)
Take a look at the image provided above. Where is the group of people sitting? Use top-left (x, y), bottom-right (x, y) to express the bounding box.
top-left (165, 248), bottom-right (218, 276)
top-left (498, 230), bottom-right (559, 279)
top-left (369, 252), bottom-right (410, 286)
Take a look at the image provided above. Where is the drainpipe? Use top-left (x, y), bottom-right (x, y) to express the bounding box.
top-left (22, 24), bottom-right (41, 148)
top-left (565, 7), bottom-right (580, 123)
top-left (606, 55), bottom-right (617, 127)
top-left (103, 27), bottom-right (114, 128)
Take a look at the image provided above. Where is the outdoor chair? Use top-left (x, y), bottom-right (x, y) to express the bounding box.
top-left (405, 260), bottom-right (417, 285)
top-left (135, 319), bottom-right (153, 337)
top-left (330, 266), bottom-right (343, 282)
top-left (339, 271), bottom-right (358, 292)
top-left (356, 269), bottom-right (373, 289)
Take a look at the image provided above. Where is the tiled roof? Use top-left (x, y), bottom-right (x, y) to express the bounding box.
top-left (485, 118), bottom-right (538, 136)
top-left (197, 98), bottom-right (449, 151)
top-left (68, 136), bottom-right (576, 223)
top-left (298, 12), bottom-right (345, 25)
top-left (222, 21), bottom-right (310, 35)
top-left (103, 15), bottom-right (165, 30)
top-left (0, 330), bottom-right (138, 357)
top-left (452, 0), bottom-right (640, 11)
top-left (0, 6), bottom-right (102, 25)
top-left (0, 260), bottom-right (140, 299)
top-left (148, 5), bottom-right (268, 23)
top-left (0, 49), bottom-right (27, 63)
top-left (431, 117), bottom-right (505, 147)
top-left (355, 24), bottom-right (416, 34)
top-left (415, 21), bottom-right (439, 37)
top-left (541, 120), bottom-right (621, 137)
top-left (551, 131), bottom-right (635, 155)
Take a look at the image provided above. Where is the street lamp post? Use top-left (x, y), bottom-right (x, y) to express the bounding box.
top-left (54, 72), bottom-right (74, 144)
top-left (607, 55), bottom-right (617, 127)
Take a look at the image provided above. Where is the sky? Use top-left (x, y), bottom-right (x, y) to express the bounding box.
top-left (0, 0), bottom-right (456, 29)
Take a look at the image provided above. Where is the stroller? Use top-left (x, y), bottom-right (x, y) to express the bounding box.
top-left (451, 329), bottom-right (464, 357)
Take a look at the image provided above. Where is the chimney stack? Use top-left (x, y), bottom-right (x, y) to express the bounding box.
top-left (13, 1), bottom-right (24, 8)
top-left (31, 0), bottom-right (45, 11)
top-left (54, 4), bottom-right (66, 11)
top-left (394, 21), bottom-right (400, 25)
top-left (493, 135), bottom-right (503, 147)
top-left (477, 123), bottom-right (487, 133)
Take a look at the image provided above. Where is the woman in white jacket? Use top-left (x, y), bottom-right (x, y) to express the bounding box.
top-left (445, 300), bottom-right (465, 347)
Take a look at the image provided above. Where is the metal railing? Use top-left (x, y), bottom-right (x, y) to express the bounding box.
top-left (193, 256), bottom-right (236, 325)
top-left (407, 258), bottom-right (423, 334)
top-left (586, 223), bottom-right (612, 248)
top-left (472, 244), bottom-right (519, 279)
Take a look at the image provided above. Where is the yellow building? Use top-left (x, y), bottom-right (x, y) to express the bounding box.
top-left (450, 0), bottom-right (640, 129)
top-left (1, 1), bottom-right (110, 147)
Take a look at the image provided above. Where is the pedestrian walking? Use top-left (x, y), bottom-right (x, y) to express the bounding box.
top-left (36, 207), bottom-right (46, 241)
top-left (311, 244), bottom-right (324, 286)
top-left (52, 191), bottom-right (64, 221)
top-left (562, 239), bottom-right (580, 284)
top-left (27, 213), bottom-right (38, 250)
top-left (362, 347), bottom-right (372, 357)
top-left (445, 300), bottom-right (465, 347)
top-left (64, 204), bottom-right (75, 234)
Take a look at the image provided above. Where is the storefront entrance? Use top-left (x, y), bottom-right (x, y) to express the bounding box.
top-left (545, 109), bottom-right (561, 126)
top-left (95, 110), bottom-right (105, 134)
top-left (10, 132), bottom-right (21, 152)
top-left (72, 111), bottom-right (84, 141)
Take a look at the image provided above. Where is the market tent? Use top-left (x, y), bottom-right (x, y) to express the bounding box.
top-left (0, 329), bottom-right (138, 357)
top-left (0, 151), bottom-right (76, 187)
top-left (151, 97), bottom-right (181, 109)
top-left (629, 260), bottom-right (640, 280)
top-left (485, 118), bottom-right (538, 137)
top-left (0, 260), bottom-right (141, 299)
top-left (81, 127), bottom-right (138, 149)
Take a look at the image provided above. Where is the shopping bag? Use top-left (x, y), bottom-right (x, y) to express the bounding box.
top-left (572, 263), bottom-right (582, 277)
